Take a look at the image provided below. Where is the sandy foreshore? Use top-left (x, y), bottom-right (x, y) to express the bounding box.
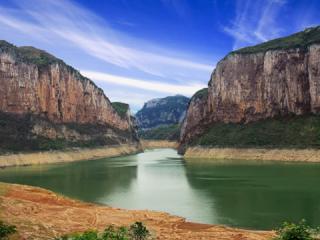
top-left (0, 144), bottom-right (142, 168)
top-left (184, 146), bottom-right (320, 162)
top-left (0, 140), bottom-right (179, 168)
top-left (0, 182), bottom-right (273, 239)
top-left (141, 140), bottom-right (178, 149)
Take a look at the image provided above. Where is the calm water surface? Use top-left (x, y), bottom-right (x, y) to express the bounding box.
top-left (0, 148), bottom-right (320, 230)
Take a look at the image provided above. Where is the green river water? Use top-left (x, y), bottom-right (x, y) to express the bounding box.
top-left (0, 148), bottom-right (319, 230)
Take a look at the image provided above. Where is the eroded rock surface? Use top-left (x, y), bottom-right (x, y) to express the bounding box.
top-left (0, 41), bottom-right (138, 150)
top-left (180, 27), bottom-right (320, 150)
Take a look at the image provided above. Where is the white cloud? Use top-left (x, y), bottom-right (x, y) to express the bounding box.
top-left (0, 0), bottom-right (213, 80)
top-left (223, 0), bottom-right (286, 50)
top-left (81, 70), bottom-right (205, 96)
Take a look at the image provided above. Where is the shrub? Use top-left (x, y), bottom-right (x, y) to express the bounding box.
top-left (129, 222), bottom-right (150, 240)
top-left (274, 220), bottom-right (320, 240)
top-left (55, 222), bottom-right (150, 240)
top-left (0, 221), bottom-right (16, 239)
top-left (102, 225), bottom-right (129, 240)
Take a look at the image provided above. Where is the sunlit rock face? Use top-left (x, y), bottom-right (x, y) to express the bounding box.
top-left (0, 41), bottom-right (139, 150)
top-left (180, 27), bottom-right (320, 151)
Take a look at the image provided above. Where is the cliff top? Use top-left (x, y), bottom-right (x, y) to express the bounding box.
top-left (232, 26), bottom-right (320, 54)
top-left (192, 88), bottom-right (208, 101)
top-left (111, 102), bottom-right (129, 119)
top-left (0, 41), bottom-right (63, 67)
top-left (0, 40), bottom-right (109, 100)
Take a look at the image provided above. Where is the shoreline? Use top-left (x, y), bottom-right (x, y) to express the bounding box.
top-left (0, 144), bottom-right (142, 168)
top-left (141, 140), bottom-right (178, 149)
top-left (0, 182), bottom-right (273, 239)
top-left (184, 146), bottom-right (320, 162)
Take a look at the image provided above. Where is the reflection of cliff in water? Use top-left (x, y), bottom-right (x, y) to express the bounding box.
top-left (184, 160), bottom-right (320, 230)
top-left (0, 156), bottom-right (138, 203)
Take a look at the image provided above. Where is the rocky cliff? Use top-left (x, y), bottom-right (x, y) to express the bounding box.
top-left (180, 26), bottom-right (320, 152)
top-left (0, 40), bottom-right (139, 151)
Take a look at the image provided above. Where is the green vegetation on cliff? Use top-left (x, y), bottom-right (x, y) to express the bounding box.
top-left (232, 26), bottom-right (320, 54)
top-left (112, 102), bottom-right (129, 119)
top-left (193, 115), bottom-right (320, 149)
top-left (192, 88), bottom-right (208, 101)
top-left (0, 112), bottom-right (130, 152)
top-left (139, 124), bottom-right (180, 141)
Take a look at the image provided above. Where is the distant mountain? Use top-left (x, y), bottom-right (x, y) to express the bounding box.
top-left (135, 95), bottom-right (189, 140)
top-left (136, 95), bottom-right (189, 129)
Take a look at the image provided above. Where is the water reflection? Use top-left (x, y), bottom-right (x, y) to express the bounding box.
top-left (0, 156), bottom-right (138, 203)
top-left (0, 150), bottom-right (320, 230)
top-left (184, 159), bottom-right (320, 229)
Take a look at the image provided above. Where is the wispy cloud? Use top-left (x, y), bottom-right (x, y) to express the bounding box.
top-left (81, 70), bottom-right (204, 96)
top-left (0, 0), bottom-right (213, 109)
top-left (223, 0), bottom-right (287, 50)
top-left (0, 0), bottom-right (212, 79)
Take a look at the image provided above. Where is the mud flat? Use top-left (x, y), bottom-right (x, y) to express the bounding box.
top-left (0, 144), bottom-right (142, 168)
top-left (0, 182), bottom-right (273, 240)
top-left (184, 146), bottom-right (320, 162)
top-left (141, 140), bottom-right (178, 149)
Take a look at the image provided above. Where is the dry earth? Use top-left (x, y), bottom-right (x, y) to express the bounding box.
top-left (0, 183), bottom-right (273, 240)
top-left (184, 147), bottom-right (320, 162)
top-left (141, 140), bottom-right (178, 149)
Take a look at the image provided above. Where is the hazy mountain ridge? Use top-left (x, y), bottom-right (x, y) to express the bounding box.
top-left (136, 95), bottom-right (189, 130)
top-left (135, 95), bottom-right (189, 140)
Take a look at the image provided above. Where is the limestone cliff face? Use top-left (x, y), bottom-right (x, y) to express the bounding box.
top-left (0, 41), bottom-right (138, 151)
top-left (180, 27), bottom-right (320, 149)
top-left (179, 89), bottom-right (209, 149)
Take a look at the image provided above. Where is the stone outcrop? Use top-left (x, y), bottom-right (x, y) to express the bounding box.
top-left (0, 40), bottom-right (139, 151)
top-left (180, 26), bottom-right (320, 151)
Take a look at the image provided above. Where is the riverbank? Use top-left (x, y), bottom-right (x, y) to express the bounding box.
top-left (0, 144), bottom-right (142, 168)
top-left (141, 140), bottom-right (178, 149)
top-left (184, 146), bottom-right (320, 162)
top-left (0, 182), bottom-right (273, 239)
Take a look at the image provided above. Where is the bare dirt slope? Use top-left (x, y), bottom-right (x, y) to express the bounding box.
top-left (0, 183), bottom-right (273, 240)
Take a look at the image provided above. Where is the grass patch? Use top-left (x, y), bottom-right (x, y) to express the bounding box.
top-left (139, 124), bottom-right (180, 141)
top-left (112, 102), bottom-right (129, 119)
top-left (191, 88), bottom-right (208, 101)
top-left (193, 115), bottom-right (320, 149)
top-left (231, 26), bottom-right (320, 54)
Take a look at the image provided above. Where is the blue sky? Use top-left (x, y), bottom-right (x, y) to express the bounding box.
top-left (0, 0), bottom-right (319, 111)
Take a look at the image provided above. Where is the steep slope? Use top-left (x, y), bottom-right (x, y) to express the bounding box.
top-left (0, 40), bottom-right (139, 151)
top-left (180, 26), bottom-right (320, 152)
top-left (136, 95), bottom-right (189, 140)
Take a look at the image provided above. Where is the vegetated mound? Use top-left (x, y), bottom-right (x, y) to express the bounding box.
top-left (112, 102), bottom-right (130, 119)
